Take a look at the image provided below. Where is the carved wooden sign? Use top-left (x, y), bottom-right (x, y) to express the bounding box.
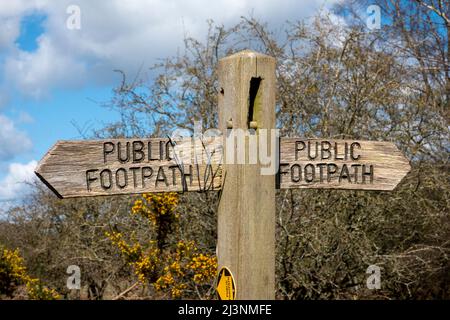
top-left (35, 138), bottom-right (222, 198)
top-left (33, 51), bottom-right (413, 300)
top-left (35, 137), bottom-right (410, 198)
top-left (278, 139), bottom-right (411, 191)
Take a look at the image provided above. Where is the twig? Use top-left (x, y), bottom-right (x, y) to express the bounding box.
top-left (112, 282), bottom-right (140, 300)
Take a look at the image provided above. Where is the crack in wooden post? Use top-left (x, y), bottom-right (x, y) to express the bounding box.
top-left (217, 50), bottom-right (276, 300)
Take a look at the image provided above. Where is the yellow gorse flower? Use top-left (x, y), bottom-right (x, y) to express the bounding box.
top-left (188, 253), bottom-right (218, 284)
top-left (0, 248), bottom-right (59, 300)
top-left (106, 193), bottom-right (217, 299)
top-left (131, 193), bottom-right (179, 226)
top-left (105, 231), bottom-right (143, 261)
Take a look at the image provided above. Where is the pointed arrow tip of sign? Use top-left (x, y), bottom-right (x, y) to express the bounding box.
top-left (34, 170), bottom-right (64, 199)
top-left (34, 141), bottom-right (66, 198)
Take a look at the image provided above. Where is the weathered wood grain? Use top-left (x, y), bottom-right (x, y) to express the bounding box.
top-left (217, 50), bottom-right (276, 300)
top-left (35, 138), bottom-right (222, 198)
top-left (35, 137), bottom-right (411, 198)
top-left (278, 139), bottom-right (411, 191)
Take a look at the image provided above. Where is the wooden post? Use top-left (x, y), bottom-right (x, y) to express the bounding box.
top-left (217, 50), bottom-right (276, 299)
top-left (34, 49), bottom-right (412, 302)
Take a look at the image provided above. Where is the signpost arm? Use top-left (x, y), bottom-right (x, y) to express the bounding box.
top-left (217, 50), bottom-right (276, 299)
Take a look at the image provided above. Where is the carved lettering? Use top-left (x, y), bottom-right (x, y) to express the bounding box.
top-left (100, 169), bottom-right (112, 190)
top-left (103, 142), bottom-right (115, 164)
top-left (117, 142), bottom-right (130, 163)
top-left (115, 168), bottom-right (128, 189)
top-left (132, 141), bottom-right (145, 163)
top-left (86, 169), bottom-right (98, 191)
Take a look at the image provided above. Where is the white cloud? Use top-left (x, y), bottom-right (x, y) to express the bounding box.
top-left (0, 0), bottom-right (334, 97)
top-left (0, 16), bottom-right (21, 51)
top-left (318, 8), bottom-right (350, 48)
top-left (4, 35), bottom-right (87, 98)
top-left (0, 160), bottom-right (37, 201)
top-left (0, 114), bottom-right (32, 161)
top-left (0, 0), bottom-right (47, 52)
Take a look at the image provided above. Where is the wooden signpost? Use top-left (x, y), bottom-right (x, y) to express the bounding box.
top-left (35, 138), bottom-right (222, 198)
top-left (35, 50), bottom-right (411, 300)
top-left (35, 138), bottom-right (410, 197)
top-left (279, 138), bottom-right (410, 191)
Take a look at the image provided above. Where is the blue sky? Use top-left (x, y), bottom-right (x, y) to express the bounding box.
top-left (0, 0), bottom-right (338, 205)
